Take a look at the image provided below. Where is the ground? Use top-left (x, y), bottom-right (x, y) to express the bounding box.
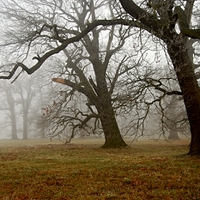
top-left (0, 138), bottom-right (199, 199)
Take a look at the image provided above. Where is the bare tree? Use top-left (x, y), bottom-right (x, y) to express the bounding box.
top-left (0, 73), bottom-right (46, 140)
top-left (14, 76), bottom-right (36, 139)
top-left (117, 0), bottom-right (200, 155)
top-left (0, 82), bottom-right (18, 139)
top-left (0, 0), bottom-right (200, 153)
top-left (31, 0), bottom-right (144, 147)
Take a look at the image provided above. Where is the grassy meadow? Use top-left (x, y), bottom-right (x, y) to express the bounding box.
top-left (0, 138), bottom-right (199, 199)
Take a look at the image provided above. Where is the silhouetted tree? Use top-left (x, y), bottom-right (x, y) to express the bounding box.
top-left (118, 0), bottom-right (200, 155)
top-left (15, 76), bottom-right (35, 139)
top-left (0, 0), bottom-right (200, 153)
top-left (0, 82), bottom-right (18, 139)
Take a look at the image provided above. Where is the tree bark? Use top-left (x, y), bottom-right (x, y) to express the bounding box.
top-left (97, 101), bottom-right (128, 148)
top-left (167, 38), bottom-right (200, 155)
top-left (91, 67), bottom-right (128, 148)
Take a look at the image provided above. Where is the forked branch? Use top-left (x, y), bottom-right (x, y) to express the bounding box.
top-left (0, 19), bottom-right (140, 80)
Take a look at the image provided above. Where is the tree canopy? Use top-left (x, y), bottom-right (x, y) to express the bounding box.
top-left (0, 0), bottom-right (200, 153)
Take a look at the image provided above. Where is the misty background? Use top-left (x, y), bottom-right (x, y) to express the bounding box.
top-left (0, 0), bottom-right (198, 142)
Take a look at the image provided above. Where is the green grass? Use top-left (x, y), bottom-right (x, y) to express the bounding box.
top-left (0, 139), bottom-right (199, 199)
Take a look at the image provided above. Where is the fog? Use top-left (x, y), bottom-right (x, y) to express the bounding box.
top-left (0, 0), bottom-right (195, 144)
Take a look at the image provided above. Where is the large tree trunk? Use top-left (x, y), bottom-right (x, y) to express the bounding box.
top-left (90, 53), bottom-right (128, 148)
top-left (167, 39), bottom-right (200, 155)
top-left (97, 102), bottom-right (128, 148)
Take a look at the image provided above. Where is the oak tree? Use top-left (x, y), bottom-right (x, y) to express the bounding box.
top-left (1, 0), bottom-right (200, 153)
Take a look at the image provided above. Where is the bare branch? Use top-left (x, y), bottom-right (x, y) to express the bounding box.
top-left (0, 19), bottom-right (142, 80)
top-left (175, 6), bottom-right (200, 40)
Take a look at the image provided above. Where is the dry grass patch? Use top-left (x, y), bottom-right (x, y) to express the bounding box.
top-left (0, 140), bottom-right (199, 199)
